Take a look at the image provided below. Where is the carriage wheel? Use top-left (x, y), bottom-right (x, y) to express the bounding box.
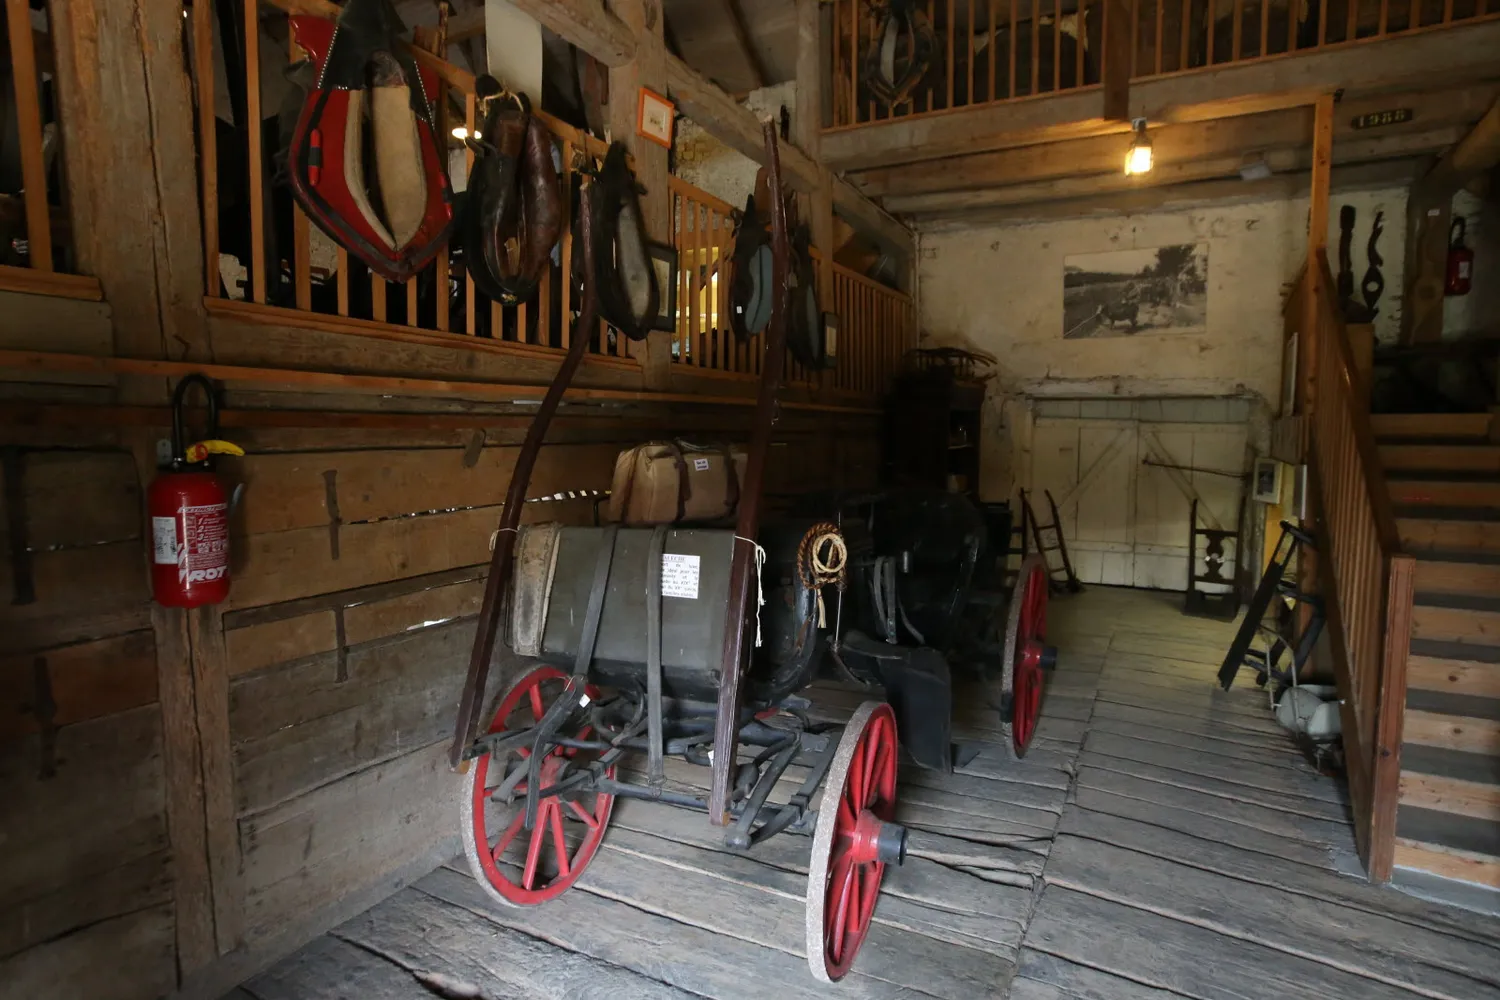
top-left (805, 701), bottom-right (902, 983)
top-left (1000, 554), bottom-right (1054, 760)
top-left (459, 664), bottom-right (615, 907)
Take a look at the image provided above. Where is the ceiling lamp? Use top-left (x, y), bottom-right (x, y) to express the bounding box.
top-left (451, 125), bottom-right (482, 141)
top-left (1124, 118), bottom-right (1153, 176)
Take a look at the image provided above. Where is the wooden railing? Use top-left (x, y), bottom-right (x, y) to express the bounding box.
top-left (0, 3), bottom-right (96, 299)
top-left (191, 0), bottom-right (631, 364)
top-left (1299, 248), bottom-right (1413, 880)
top-left (667, 174), bottom-right (915, 396)
top-left (828, 0), bottom-right (1497, 128)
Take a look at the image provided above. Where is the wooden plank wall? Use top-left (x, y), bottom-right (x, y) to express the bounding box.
top-left (0, 405), bottom-right (880, 998)
top-left (0, 449), bottom-right (176, 1000)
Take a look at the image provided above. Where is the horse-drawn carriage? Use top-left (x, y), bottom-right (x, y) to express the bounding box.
top-left (441, 122), bottom-right (1059, 983)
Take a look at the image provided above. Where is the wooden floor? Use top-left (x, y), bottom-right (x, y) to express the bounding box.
top-left (227, 588), bottom-right (1500, 1000)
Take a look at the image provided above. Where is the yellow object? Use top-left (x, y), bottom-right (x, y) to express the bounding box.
top-left (184, 439), bottom-right (245, 463)
top-left (1124, 118), bottom-right (1153, 175)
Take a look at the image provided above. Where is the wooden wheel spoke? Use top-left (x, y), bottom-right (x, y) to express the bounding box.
top-left (521, 808), bottom-right (547, 890)
top-left (568, 798), bottom-right (601, 830)
top-left (528, 684), bottom-right (546, 722)
top-left (548, 802), bottom-right (571, 877)
top-left (492, 809), bottom-right (526, 863)
top-left (828, 856), bottom-right (857, 961)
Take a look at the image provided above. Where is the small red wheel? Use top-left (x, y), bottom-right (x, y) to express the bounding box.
top-left (1001, 554), bottom-right (1051, 759)
top-left (460, 664), bottom-right (614, 907)
top-left (805, 701), bottom-right (900, 982)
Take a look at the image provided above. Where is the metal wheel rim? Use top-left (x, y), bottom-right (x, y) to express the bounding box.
top-left (1001, 555), bottom-right (1049, 759)
top-left (460, 664), bottom-right (614, 907)
top-left (805, 700), bottom-right (899, 982)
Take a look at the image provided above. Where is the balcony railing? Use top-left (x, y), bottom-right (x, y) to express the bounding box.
top-left (191, 0), bottom-right (632, 365)
top-left (828, 0), bottom-right (1497, 129)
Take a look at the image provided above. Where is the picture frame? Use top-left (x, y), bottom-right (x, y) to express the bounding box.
top-left (648, 242), bottom-right (678, 333)
top-left (1251, 457), bottom-right (1283, 504)
top-left (637, 88), bottom-right (675, 149)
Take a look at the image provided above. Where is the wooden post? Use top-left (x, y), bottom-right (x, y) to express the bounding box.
top-left (1300, 92), bottom-right (1334, 435)
top-left (797, 0), bottom-right (837, 312)
top-left (6, 0), bottom-right (53, 271)
top-left (1102, 0), bottom-right (1134, 120)
top-left (1369, 553), bottom-right (1415, 882)
top-left (608, 0), bottom-right (671, 388)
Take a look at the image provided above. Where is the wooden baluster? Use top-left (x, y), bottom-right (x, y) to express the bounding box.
top-left (1031, 0), bottom-right (1041, 93)
top-left (246, 0), bottom-right (266, 303)
top-left (690, 200), bottom-right (704, 366)
top-left (966, 0), bottom-right (975, 104)
top-left (1288, 0), bottom-right (1298, 51)
top-left (1179, 0), bottom-right (1191, 67)
top-left (716, 212), bottom-right (731, 373)
top-left (1206, 0), bottom-right (1216, 61)
top-left (1378, 0), bottom-right (1389, 34)
top-left (948, 0), bottom-right (956, 109)
top-left (559, 139), bottom-right (572, 348)
top-left (1232, 0), bottom-right (1244, 57)
top-left (1078, 0), bottom-right (1088, 84)
top-left (434, 82), bottom-right (451, 333)
top-left (1443, 0), bottom-right (1453, 22)
top-left (1346, 0), bottom-right (1359, 39)
top-left (849, 0), bottom-right (859, 124)
top-left (5, 0), bottom-right (49, 272)
top-left (1011, 0), bottom-right (1020, 96)
top-left (289, 30), bottom-right (311, 310)
top-left (989, 0), bottom-right (998, 101)
top-left (465, 95), bottom-right (479, 335)
top-left (405, 280), bottom-right (417, 326)
top-left (193, 0), bottom-right (218, 293)
top-left (1260, 0), bottom-right (1271, 53)
top-left (337, 249), bottom-right (349, 316)
top-left (1157, 0), bottom-right (1167, 69)
top-left (372, 276), bottom-right (387, 323)
top-left (671, 190), bottom-right (683, 363)
top-left (1054, 0), bottom-right (1063, 89)
top-left (1317, 0), bottom-right (1329, 44)
top-left (1132, 0), bottom-right (1141, 74)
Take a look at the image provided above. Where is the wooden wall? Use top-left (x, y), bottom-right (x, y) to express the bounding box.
top-left (0, 392), bottom-right (881, 999)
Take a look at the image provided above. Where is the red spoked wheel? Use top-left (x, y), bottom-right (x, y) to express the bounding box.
top-left (1001, 554), bottom-right (1054, 760)
top-left (805, 701), bottom-right (902, 983)
top-left (460, 665), bottom-right (614, 907)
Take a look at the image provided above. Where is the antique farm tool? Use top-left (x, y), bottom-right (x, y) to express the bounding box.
top-left (284, 0), bottom-right (454, 281)
top-left (862, 0), bottom-right (938, 106)
top-left (447, 171), bottom-right (604, 769)
top-left (1020, 488), bottom-right (1083, 594)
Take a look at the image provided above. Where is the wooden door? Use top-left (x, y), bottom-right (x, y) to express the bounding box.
top-left (1133, 422), bottom-right (1248, 591)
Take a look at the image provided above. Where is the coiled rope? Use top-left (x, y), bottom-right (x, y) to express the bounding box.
top-left (797, 521), bottom-right (847, 627)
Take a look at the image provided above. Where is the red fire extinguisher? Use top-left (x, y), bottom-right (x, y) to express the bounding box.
top-left (1446, 217), bottom-right (1474, 297)
top-left (148, 374), bottom-right (243, 608)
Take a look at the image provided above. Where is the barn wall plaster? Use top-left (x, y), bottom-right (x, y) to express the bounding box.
top-left (916, 187), bottom-right (1409, 500)
top-left (675, 82), bottom-right (798, 207)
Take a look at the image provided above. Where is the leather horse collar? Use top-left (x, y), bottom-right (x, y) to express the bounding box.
top-left (461, 83), bottom-right (563, 307)
top-left (591, 143), bottom-right (658, 342)
top-left (285, 0), bottom-right (453, 282)
top-left (863, 0), bottom-right (938, 106)
top-left (730, 191), bottom-right (827, 369)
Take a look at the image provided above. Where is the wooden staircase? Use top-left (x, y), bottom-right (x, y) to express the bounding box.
top-left (1375, 411), bottom-right (1500, 891)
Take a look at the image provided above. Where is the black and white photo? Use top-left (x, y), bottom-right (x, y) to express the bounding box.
top-left (1062, 243), bottom-right (1209, 339)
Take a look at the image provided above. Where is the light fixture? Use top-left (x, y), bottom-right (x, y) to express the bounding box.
top-left (1123, 117), bottom-right (1153, 176)
top-left (451, 126), bottom-right (481, 141)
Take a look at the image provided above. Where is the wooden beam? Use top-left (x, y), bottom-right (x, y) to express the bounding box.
top-left (856, 83), bottom-right (1500, 199)
top-left (446, 6), bottom-right (486, 44)
top-left (1419, 96), bottom-right (1500, 198)
top-left (886, 127), bottom-right (1460, 216)
top-left (821, 19), bottom-right (1500, 171)
top-left (912, 159), bottom-right (1426, 229)
top-left (716, 0), bottom-right (767, 90)
top-left (509, 0), bottom-right (636, 67)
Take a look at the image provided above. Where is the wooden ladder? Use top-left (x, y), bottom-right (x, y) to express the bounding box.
top-left (1020, 489), bottom-right (1083, 594)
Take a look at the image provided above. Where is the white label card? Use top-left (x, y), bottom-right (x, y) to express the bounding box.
top-left (152, 516), bottom-right (178, 565)
top-left (693, 457), bottom-right (711, 472)
top-left (661, 553), bottom-right (700, 599)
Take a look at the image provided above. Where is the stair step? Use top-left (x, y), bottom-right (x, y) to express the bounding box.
top-left (1394, 838), bottom-right (1500, 890)
top-left (1403, 709), bottom-right (1500, 755)
top-left (1389, 476), bottom-right (1500, 507)
top-left (1381, 444), bottom-right (1500, 475)
top-left (1399, 513), bottom-right (1500, 555)
top-left (1399, 771), bottom-right (1500, 822)
top-left (1408, 655), bottom-right (1500, 701)
top-left (1412, 603), bottom-right (1500, 646)
top-left (1415, 556), bottom-right (1500, 598)
top-left (1373, 412), bottom-right (1494, 441)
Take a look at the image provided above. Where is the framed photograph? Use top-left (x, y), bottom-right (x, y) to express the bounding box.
top-left (637, 88), bottom-right (675, 149)
top-left (1062, 243), bottom-right (1208, 339)
top-left (1251, 458), bottom-right (1283, 504)
top-left (648, 242), bottom-right (677, 332)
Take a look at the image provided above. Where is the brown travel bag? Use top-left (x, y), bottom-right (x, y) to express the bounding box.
top-left (606, 441), bottom-right (747, 525)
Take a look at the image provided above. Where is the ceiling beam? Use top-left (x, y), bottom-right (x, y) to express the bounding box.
top-left (890, 126), bottom-right (1460, 218)
top-left (820, 19), bottom-right (1500, 172)
top-left (715, 0), bottom-right (766, 91)
top-left (505, 0), bottom-right (637, 66)
top-left (1418, 96), bottom-right (1500, 199)
top-left (915, 158), bottom-right (1428, 230)
top-left (855, 83), bottom-right (1500, 200)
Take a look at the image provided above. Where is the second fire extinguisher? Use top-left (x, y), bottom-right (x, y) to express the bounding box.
top-left (147, 374), bottom-right (244, 608)
top-left (1446, 217), bottom-right (1474, 297)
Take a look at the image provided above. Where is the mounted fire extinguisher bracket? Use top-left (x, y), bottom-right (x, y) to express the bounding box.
top-left (1446, 216), bottom-right (1474, 297)
top-left (148, 375), bottom-right (243, 608)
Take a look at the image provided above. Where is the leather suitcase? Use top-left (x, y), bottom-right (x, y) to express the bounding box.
top-left (606, 441), bottom-right (747, 525)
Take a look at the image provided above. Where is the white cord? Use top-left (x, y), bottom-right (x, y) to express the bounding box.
top-left (734, 535), bottom-right (767, 648)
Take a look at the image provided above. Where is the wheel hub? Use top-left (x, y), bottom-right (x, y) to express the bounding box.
top-left (848, 809), bottom-right (908, 865)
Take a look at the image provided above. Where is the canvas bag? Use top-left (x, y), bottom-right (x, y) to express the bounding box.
top-left (606, 441), bottom-right (747, 525)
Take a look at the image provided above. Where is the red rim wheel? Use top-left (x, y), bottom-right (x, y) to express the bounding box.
top-left (460, 665), bottom-right (614, 906)
top-left (1001, 555), bottom-right (1050, 759)
top-left (805, 701), bottom-right (899, 982)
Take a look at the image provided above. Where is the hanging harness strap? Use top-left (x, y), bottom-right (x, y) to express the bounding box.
top-left (645, 525), bottom-right (669, 787)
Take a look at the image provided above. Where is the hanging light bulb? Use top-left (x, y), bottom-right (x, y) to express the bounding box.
top-left (451, 125), bottom-right (482, 141)
top-left (1124, 117), bottom-right (1153, 176)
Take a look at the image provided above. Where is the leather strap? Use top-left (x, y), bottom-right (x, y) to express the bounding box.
top-left (665, 440), bottom-right (690, 524)
top-left (645, 525), bottom-right (668, 787)
top-left (573, 524), bottom-right (620, 676)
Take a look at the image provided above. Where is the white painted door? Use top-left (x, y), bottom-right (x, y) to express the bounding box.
top-left (1027, 407), bottom-right (1248, 591)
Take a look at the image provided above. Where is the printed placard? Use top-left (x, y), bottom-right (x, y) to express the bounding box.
top-left (661, 553), bottom-right (700, 599)
top-left (693, 457), bottom-right (711, 472)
